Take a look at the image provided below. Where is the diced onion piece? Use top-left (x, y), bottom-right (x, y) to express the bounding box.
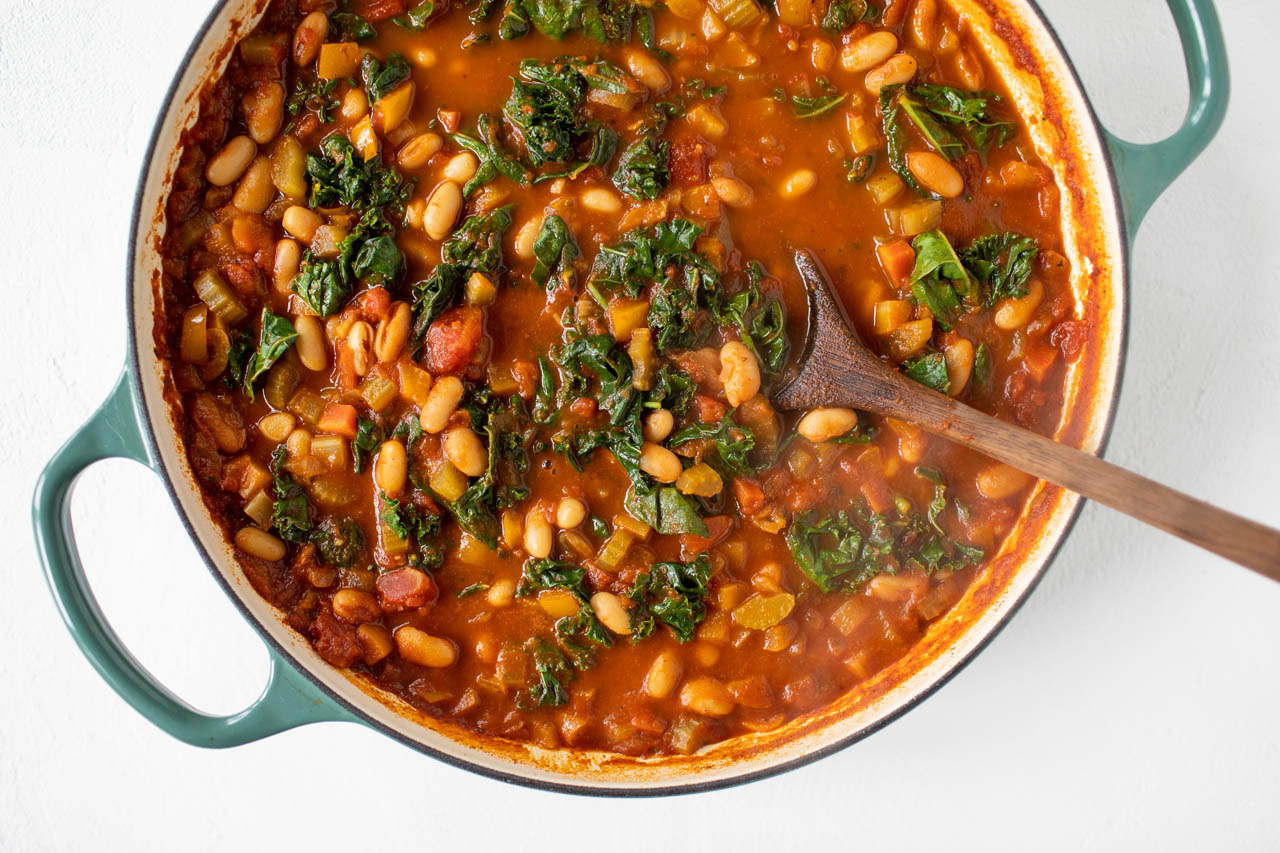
top-left (614, 513), bottom-right (652, 539)
top-left (596, 528), bottom-right (636, 572)
top-left (193, 268), bottom-right (248, 325)
top-left (628, 328), bottom-right (656, 391)
top-left (429, 459), bottom-right (469, 503)
top-left (243, 490), bottom-right (274, 528)
top-left (264, 360), bottom-right (300, 410)
top-left (180, 304), bottom-right (209, 364)
top-left (708, 0), bottom-right (761, 28)
top-left (381, 515), bottom-right (411, 556)
top-left (286, 388), bottom-right (326, 426)
top-left (238, 32), bottom-right (283, 65)
top-left (486, 363), bottom-right (519, 396)
top-left (731, 593), bottom-right (796, 630)
top-left (309, 474), bottom-right (358, 509)
top-left (886, 318), bottom-right (933, 361)
top-left (175, 212), bottom-right (214, 252)
top-left (200, 328), bottom-right (231, 381)
top-left (398, 362), bottom-right (434, 406)
top-left (311, 435), bottom-right (348, 471)
top-left (358, 374), bottom-right (398, 412)
top-left (558, 529), bottom-right (595, 560)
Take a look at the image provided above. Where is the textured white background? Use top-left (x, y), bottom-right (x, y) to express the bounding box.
top-left (3, 0), bottom-right (1278, 849)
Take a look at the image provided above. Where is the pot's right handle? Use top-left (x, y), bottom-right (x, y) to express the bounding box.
top-left (33, 370), bottom-right (356, 747)
top-left (1101, 0), bottom-right (1229, 241)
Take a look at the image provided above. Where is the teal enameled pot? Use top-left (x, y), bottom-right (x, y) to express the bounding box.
top-left (33, 0), bottom-right (1228, 795)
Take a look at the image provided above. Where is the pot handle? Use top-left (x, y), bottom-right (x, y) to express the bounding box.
top-left (1102, 0), bottom-right (1229, 240)
top-left (32, 370), bottom-right (355, 747)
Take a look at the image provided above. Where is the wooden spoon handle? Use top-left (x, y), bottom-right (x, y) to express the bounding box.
top-left (876, 379), bottom-right (1280, 580)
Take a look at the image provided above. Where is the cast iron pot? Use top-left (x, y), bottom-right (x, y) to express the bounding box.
top-left (33, 0), bottom-right (1228, 795)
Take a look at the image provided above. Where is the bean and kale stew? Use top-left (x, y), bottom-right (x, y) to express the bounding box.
top-left (160, 0), bottom-right (1085, 755)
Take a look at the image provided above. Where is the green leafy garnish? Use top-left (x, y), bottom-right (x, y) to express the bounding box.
top-left (524, 639), bottom-right (572, 707)
top-left (669, 416), bottom-right (758, 477)
top-left (907, 229), bottom-right (1038, 329)
top-left (502, 57), bottom-right (627, 172)
top-left (380, 493), bottom-right (441, 543)
top-left (909, 229), bottom-right (973, 331)
top-left (902, 351), bottom-right (949, 394)
top-left (452, 113), bottom-right (534, 197)
top-left (973, 342), bottom-right (992, 385)
top-left (443, 205), bottom-right (514, 274)
top-left (491, 0), bottom-right (654, 44)
top-left (880, 84), bottom-right (1014, 196)
top-left (612, 135), bottom-right (670, 199)
top-left (792, 93), bottom-right (847, 119)
top-left (530, 214), bottom-right (580, 290)
top-left (360, 52), bottom-right (412, 103)
top-left (456, 582), bottom-right (490, 597)
top-left (787, 495), bottom-right (982, 593)
top-left (626, 554), bottom-right (713, 642)
top-left (243, 309), bottom-right (298, 393)
top-left (393, 0), bottom-right (436, 29)
top-left (351, 416), bottom-right (384, 474)
top-left (591, 218), bottom-right (717, 352)
top-left (286, 76), bottom-right (340, 123)
top-left (331, 12), bottom-right (376, 40)
top-left (708, 262), bottom-right (788, 376)
top-left (821, 0), bottom-right (877, 33)
top-left (312, 517), bottom-right (366, 568)
top-left (960, 232), bottom-right (1038, 305)
top-left (268, 446), bottom-right (312, 544)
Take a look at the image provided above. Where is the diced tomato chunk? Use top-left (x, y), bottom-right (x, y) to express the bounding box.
top-left (877, 240), bottom-right (916, 286)
top-left (1022, 341), bottom-right (1058, 382)
top-left (569, 397), bottom-right (597, 418)
top-left (679, 515), bottom-right (734, 558)
top-left (376, 568), bottom-right (436, 611)
top-left (1049, 319), bottom-right (1087, 362)
top-left (311, 607), bottom-right (362, 667)
top-left (425, 306), bottom-right (484, 375)
top-left (732, 478), bottom-right (766, 516)
top-left (318, 403), bottom-right (359, 438)
top-left (359, 287), bottom-right (392, 322)
top-left (693, 394), bottom-right (728, 423)
top-left (668, 136), bottom-right (708, 186)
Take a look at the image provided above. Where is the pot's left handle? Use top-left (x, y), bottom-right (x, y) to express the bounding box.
top-left (33, 370), bottom-right (355, 747)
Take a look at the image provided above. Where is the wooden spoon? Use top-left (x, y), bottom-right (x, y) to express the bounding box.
top-left (772, 250), bottom-right (1280, 581)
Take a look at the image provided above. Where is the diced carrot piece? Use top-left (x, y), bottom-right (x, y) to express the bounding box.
top-left (873, 299), bottom-right (913, 335)
top-left (860, 478), bottom-right (894, 514)
top-left (436, 108), bottom-right (461, 134)
top-left (373, 82), bottom-right (415, 135)
top-left (318, 403), bottom-right (359, 439)
top-left (1023, 341), bottom-right (1059, 382)
top-left (317, 42), bottom-right (361, 80)
top-left (731, 478), bottom-right (765, 516)
top-left (350, 114), bottom-right (378, 162)
top-left (359, 287), bottom-right (391, 322)
top-left (679, 515), bottom-right (734, 557)
top-left (877, 240), bottom-right (916, 286)
top-left (693, 393), bottom-right (728, 423)
top-left (336, 345), bottom-right (358, 390)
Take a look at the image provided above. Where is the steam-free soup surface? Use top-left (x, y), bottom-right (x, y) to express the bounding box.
top-left (160, 0), bottom-right (1084, 755)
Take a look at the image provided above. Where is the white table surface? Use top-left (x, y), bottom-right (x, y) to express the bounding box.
top-left (3, 0), bottom-right (1278, 849)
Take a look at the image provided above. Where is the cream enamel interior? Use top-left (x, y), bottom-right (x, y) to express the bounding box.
top-left (131, 0), bottom-right (1126, 792)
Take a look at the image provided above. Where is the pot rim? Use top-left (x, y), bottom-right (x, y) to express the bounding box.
top-left (122, 0), bottom-right (1129, 797)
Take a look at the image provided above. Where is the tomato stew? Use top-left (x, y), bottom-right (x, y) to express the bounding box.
top-left (157, 0), bottom-right (1084, 756)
